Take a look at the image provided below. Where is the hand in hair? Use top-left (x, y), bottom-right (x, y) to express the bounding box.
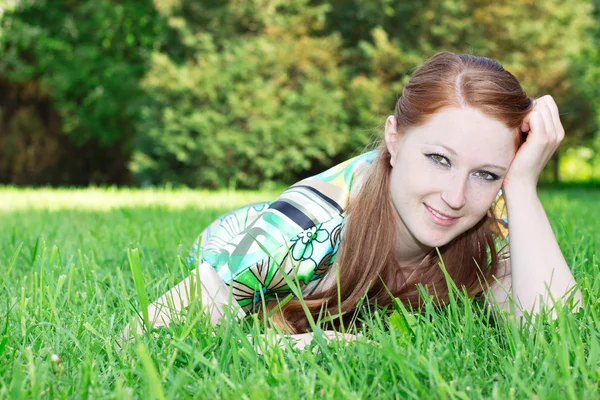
top-left (503, 95), bottom-right (565, 192)
top-left (498, 95), bottom-right (581, 316)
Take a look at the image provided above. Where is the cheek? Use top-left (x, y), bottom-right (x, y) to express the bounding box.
top-left (395, 157), bottom-right (431, 192)
top-left (388, 170), bottom-right (405, 204)
top-left (390, 152), bottom-right (445, 204)
top-left (391, 166), bottom-right (421, 197)
top-left (389, 169), bottom-right (416, 214)
top-left (468, 186), bottom-right (501, 218)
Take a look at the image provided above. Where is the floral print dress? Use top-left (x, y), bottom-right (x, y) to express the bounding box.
top-left (188, 150), bottom-right (510, 313)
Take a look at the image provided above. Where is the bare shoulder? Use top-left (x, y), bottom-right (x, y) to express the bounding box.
top-left (349, 161), bottom-right (373, 204)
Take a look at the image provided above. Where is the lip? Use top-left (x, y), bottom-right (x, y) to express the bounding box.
top-left (423, 203), bottom-right (460, 226)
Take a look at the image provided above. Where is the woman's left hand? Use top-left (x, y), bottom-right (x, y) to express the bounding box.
top-left (249, 331), bottom-right (367, 355)
top-left (503, 95), bottom-right (565, 192)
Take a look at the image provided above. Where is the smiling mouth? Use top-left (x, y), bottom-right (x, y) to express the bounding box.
top-left (424, 204), bottom-right (460, 224)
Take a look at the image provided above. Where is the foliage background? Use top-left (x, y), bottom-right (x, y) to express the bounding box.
top-left (1, 0), bottom-right (599, 188)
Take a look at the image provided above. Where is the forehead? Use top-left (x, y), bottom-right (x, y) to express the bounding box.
top-left (404, 107), bottom-right (516, 164)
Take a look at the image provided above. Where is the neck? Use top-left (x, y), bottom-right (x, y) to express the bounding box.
top-left (394, 213), bottom-right (433, 267)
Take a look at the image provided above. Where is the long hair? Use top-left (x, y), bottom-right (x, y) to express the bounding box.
top-left (267, 52), bottom-right (533, 333)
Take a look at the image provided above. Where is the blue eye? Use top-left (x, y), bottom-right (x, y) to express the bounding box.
top-left (474, 171), bottom-right (499, 181)
top-left (426, 153), bottom-right (450, 166)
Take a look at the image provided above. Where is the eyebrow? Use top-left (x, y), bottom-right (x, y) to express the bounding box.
top-left (426, 143), bottom-right (507, 172)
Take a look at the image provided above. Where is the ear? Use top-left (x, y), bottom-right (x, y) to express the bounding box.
top-left (384, 115), bottom-right (400, 167)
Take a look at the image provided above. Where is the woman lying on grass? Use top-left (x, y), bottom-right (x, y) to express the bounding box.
top-left (126, 52), bottom-right (581, 348)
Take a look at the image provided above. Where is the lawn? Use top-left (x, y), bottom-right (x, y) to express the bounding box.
top-left (0, 187), bottom-right (599, 399)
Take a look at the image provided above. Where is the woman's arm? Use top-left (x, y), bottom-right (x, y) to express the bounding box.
top-left (250, 331), bottom-right (363, 354)
top-left (497, 95), bottom-right (582, 316)
top-left (501, 190), bottom-right (582, 316)
top-left (124, 261), bottom-right (245, 337)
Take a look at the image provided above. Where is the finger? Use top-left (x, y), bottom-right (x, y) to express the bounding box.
top-left (535, 99), bottom-right (557, 143)
top-left (542, 95), bottom-right (565, 141)
top-left (521, 110), bottom-right (534, 133)
top-left (526, 111), bottom-right (546, 145)
top-left (521, 98), bottom-right (538, 132)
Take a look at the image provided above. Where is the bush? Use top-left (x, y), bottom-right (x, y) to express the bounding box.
top-left (131, 27), bottom-right (350, 188)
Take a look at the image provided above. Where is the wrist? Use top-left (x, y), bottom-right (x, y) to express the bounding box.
top-left (502, 181), bottom-right (538, 203)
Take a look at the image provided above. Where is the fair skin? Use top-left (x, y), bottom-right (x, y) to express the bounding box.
top-left (384, 96), bottom-right (581, 315)
top-left (384, 106), bottom-right (515, 266)
top-left (496, 95), bottom-right (582, 315)
top-left (124, 95), bottom-right (581, 346)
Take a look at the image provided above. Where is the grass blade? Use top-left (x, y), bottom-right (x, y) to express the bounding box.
top-left (128, 248), bottom-right (150, 331)
top-left (0, 242), bottom-right (22, 292)
top-left (136, 343), bottom-right (166, 400)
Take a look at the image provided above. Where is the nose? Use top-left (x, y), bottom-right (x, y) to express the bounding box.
top-left (441, 175), bottom-right (467, 210)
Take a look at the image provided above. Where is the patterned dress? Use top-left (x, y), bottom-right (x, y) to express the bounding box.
top-left (188, 150), bottom-right (510, 313)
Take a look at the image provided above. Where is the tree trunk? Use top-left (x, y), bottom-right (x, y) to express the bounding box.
top-left (553, 150), bottom-right (560, 183)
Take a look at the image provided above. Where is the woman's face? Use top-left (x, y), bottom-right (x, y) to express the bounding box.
top-left (385, 107), bottom-right (517, 251)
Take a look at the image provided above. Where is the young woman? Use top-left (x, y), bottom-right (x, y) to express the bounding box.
top-left (126, 52), bottom-right (581, 345)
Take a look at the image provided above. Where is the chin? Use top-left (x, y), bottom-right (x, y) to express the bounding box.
top-left (415, 229), bottom-right (459, 249)
top-left (421, 238), bottom-right (453, 249)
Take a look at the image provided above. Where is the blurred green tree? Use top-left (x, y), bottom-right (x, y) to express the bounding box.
top-left (131, 0), bottom-right (350, 188)
top-left (0, 0), bottom-right (181, 184)
top-left (1, 0), bottom-right (598, 186)
top-left (325, 0), bottom-right (598, 181)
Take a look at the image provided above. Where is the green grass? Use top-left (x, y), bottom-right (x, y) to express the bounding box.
top-left (0, 187), bottom-right (599, 399)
